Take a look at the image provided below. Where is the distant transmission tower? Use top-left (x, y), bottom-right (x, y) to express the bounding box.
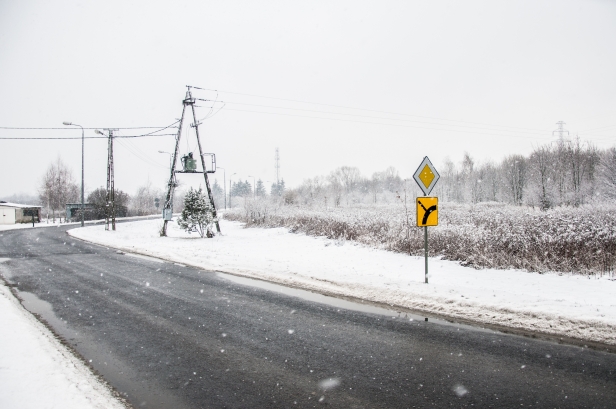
top-left (552, 121), bottom-right (570, 144)
top-left (275, 147), bottom-right (280, 185)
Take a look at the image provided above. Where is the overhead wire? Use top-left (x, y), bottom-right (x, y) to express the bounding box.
top-left (216, 101), bottom-right (551, 137)
top-left (115, 138), bottom-right (168, 170)
top-left (190, 86), bottom-right (551, 133)
top-left (221, 107), bottom-right (556, 141)
top-left (0, 125), bottom-right (179, 130)
top-left (0, 120), bottom-right (181, 140)
top-left (193, 87), bottom-right (616, 144)
top-left (0, 133), bottom-right (177, 140)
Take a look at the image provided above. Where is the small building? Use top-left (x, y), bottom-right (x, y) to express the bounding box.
top-left (0, 202), bottom-right (42, 224)
top-left (65, 203), bottom-right (95, 222)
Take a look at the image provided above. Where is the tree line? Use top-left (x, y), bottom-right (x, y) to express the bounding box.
top-left (31, 136), bottom-right (616, 222)
top-left (276, 138), bottom-right (615, 209)
top-left (37, 157), bottom-right (166, 222)
top-left (438, 138), bottom-right (613, 208)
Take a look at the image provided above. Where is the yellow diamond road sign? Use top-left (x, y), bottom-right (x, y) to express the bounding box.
top-left (413, 156), bottom-right (440, 196)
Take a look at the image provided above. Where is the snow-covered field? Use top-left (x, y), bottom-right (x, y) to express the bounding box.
top-left (0, 275), bottom-right (127, 409)
top-left (69, 218), bottom-right (616, 346)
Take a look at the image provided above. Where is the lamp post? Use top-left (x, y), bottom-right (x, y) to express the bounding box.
top-left (62, 121), bottom-right (85, 227)
top-left (229, 172), bottom-right (236, 207)
top-left (218, 167), bottom-right (227, 209)
top-left (247, 175), bottom-right (256, 198)
top-left (158, 150), bottom-right (173, 171)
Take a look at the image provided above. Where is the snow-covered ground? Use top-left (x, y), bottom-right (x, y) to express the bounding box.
top-left (69, 218), bottom-right (616, 346)
top-left (0, 273), bottom-right (127, 409)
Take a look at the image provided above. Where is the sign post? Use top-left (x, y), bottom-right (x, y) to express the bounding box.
top-left (413, 157), bottom-right (440, 284)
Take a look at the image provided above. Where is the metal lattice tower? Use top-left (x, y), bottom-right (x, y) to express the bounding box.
top-left (160, 87), bottom-right (220, 237)
top-left (552, 121), bottom-right (570, 144)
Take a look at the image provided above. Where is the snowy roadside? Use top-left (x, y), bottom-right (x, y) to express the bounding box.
top-left (0, 275), bottom-right (128, 409)
top-left (69, 219), bottom-right (616, 346)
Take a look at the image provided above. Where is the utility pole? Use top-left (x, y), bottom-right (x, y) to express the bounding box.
top-left (103, 129), bottom-right (118, 231)
top-left (160, 87), bottom-right (221, 236)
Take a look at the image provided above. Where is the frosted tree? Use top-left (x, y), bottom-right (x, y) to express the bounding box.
top-left (503, 154), bottom-right (527, 206)
top-left (38, 156), bottom-right (79, 222)
top-left (600, 147), bottom-right (616, 199)
top-left (177, 187), bottom-right (216, 238)
top-left (131, 181), bottom-right (162, 216)
top-left (255, 179), bottom-right (266, 197)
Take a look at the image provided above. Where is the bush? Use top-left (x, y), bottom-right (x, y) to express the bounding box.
top-left (177, 187), bottom-right (216, 238)
top-left (224, 202), bottom-right (616, 275)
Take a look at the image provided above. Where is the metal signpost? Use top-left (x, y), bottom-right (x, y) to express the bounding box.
top-left (413, 156), bottom-right (440, 284)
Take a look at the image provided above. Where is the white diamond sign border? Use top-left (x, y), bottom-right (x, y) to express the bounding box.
top-left (413, 156), bottom-right (440, 196)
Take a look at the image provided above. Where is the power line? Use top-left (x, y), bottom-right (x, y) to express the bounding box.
top-left (218, 100), bottom-right (550, 136)
top-left (221, 108), bottom-right (555, 141)
top-left (580, 124), bottom-right (616, 133)
top-left (115, 139), bottom-right (168, 169)
top-left (0, 125), bottom-right (178, 130)
top-left (0, 133), bottom-right (177, 140)
top-left (191, 86), bottom-right (550, 133)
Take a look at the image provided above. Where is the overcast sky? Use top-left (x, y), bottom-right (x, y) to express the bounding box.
top-left (1, 0), bottom-right (615, 198)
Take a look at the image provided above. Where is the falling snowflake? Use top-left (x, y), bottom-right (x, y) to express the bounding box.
top-left (318, 378), bottom-right (341, 391)
top-left (453, 384), bottom-right (468, 397)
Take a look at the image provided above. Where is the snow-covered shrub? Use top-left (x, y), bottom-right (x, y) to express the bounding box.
top-left (225, 202), bottom-right (616, 275)
top-left (177, 187), bottom-right (216, 238)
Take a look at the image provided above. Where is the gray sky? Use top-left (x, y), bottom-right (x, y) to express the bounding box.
top-left (1, 0), bottom-right (615, 198)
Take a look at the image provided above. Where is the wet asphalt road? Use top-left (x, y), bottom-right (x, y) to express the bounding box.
top-left (0, 224), bottom-right (615, 409)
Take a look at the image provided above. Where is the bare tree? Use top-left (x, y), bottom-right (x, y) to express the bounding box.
top-left (369, 172), bottom-right (382, 203)
top-left (529, 145), bottom-right (554, 210)
top-left (328, 170), bottom-right (344, 207)
top-left (329, 166), bottom-right (362, 205)
top-left (503, 154), bottom-right (527, 206)
top-left (567, 137), bottom-right (599, 206)
top-left (131, 181), bottom-right (163, 216)
top-left (38, 157), bottom-right (79, 222)
top-left (600, 147), bottom-right (616, 199)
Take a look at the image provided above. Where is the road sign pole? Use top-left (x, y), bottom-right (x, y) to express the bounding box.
top-left (424, 226), bottom-right (428, 284)
top-left (413, 156), bottom-right (439, 285)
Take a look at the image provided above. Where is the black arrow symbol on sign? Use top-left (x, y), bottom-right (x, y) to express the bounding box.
top-left (417, 200), bottom-right (437, 225)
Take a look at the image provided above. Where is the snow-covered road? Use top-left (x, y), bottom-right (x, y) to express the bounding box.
top-left (69, 218), bottom-right (616, 346)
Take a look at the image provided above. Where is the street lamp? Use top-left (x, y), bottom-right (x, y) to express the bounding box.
top-left (229, 173), bottom-right (236, 207)
top-left (218, 167), bottom-right (227, 209)
top-left (247, 175), bottom-right (256, 198)
top-left (62, 121), bottom-right (85, 227)
top-left (158, 150), bottom-right (173, 170)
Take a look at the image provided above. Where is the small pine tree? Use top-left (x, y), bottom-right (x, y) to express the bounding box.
top-left (177, 187), bottom-right (215, 238)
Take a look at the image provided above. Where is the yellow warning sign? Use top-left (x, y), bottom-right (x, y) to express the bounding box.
top-left (418, 164), bottom-right (435, 189)
top-left (413, 156), bottom-right (440, 196)
top-left (416, 197), bottom-right (438, 227)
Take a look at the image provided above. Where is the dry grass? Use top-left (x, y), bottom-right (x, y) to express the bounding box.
top-left (224, 201), bottom-right (616, 275)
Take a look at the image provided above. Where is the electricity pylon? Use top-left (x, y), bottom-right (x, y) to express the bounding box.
top-left (160, 87), bottom-right (220, 237)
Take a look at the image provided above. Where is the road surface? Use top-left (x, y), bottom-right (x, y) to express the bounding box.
top-left (0, 224), bottom-right (615, 408)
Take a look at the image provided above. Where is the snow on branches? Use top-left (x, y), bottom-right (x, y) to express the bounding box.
top-left (177, 187), bottom-right (216, 238)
